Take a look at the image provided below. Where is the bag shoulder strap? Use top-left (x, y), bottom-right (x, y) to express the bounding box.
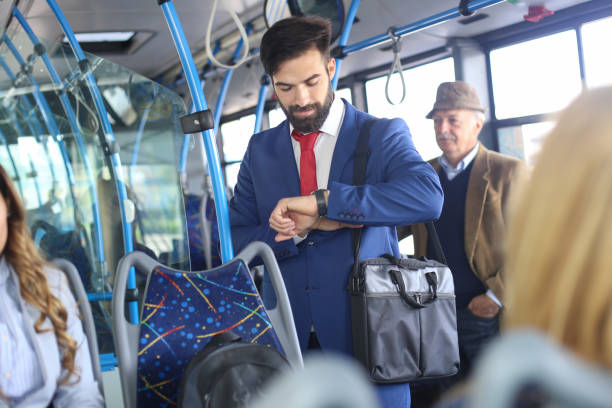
top-left (350, 119), bottom-right (447, 269)
top-left (351, 119), bottom-right (377, 271)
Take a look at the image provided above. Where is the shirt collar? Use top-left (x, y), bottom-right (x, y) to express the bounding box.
top-left (289, 92), bottom-right (345, 138)
top-left (438, 142), bottom-right (480, 174)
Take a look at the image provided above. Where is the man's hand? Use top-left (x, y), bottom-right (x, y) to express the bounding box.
top-left (468, 294), bottom-right (500, 318)
top-left (269, 195), bottom-right (361, 241)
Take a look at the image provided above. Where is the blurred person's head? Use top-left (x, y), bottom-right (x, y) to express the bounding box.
top-left (428, 81), bottom-right (485, 167)
top-left (260, 16), bottom-right (335, 134)
top-left (0, 165), bottom-right (79, 386)
top-left (504, 86), bottom-right (612, 369)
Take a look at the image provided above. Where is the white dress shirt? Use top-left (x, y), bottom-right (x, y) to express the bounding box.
top-left (289, 94), bottom-right (345, 245)
top-left (437, 144), bottom-right (502, 308)
top-left (438, 142), bottom-right (480, 181)
top-left (0, 256), bottom-right (43, 401)
top-left (290, 93), bottom-right (346, 190)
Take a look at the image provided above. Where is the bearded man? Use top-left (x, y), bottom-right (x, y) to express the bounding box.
top-left (229, 16), bottom-right (443, 407)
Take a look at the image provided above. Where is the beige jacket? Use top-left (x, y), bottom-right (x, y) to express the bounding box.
top-left (408, 145), bottom-right (527, 304)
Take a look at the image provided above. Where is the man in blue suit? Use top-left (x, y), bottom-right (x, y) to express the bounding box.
top-left (229, 16), bottom-right (443, 407)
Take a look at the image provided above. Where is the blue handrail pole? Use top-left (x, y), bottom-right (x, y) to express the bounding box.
top-left (331, 0), bottom-right (360, 90)
top-left (159, 0), bottom-right (234, 263)
top-left (178, 44), bottom-right (220, 176)
top-left (179, 101), bottom-right (195, 176)
top-left (129, 104), bottom-right (151, 186)
top-left (342, 0), bottom-right (505, 55)
top-left (212, 24), bottom-right (252, 137)
top-left (0, 130), bottom-right (24, 197)
top-left (171, 40), bottom-right (220, 90)
top-left (253, 76), bottom-right (269, 134)
top-left (0, 57), bottom-right (59, 188)
top-left (46, 0), bottom-right (139, 323)
top-left (1, 36), bottom-right (79, 223)
top-left (14, 9), bottom-right (107, 275)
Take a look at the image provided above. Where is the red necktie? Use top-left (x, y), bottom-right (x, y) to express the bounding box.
top-left (292, 129), bottom-right (320, 196)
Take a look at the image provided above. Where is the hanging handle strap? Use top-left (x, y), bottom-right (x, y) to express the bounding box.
top-left (384, 27), bottom-right (406, 105)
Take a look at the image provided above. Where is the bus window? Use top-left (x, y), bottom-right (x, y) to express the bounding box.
top-left (221, 114), bottom-right (255, 190)
top-left (365, 57), bottom-right (455, 161)
top-left (582, 16), bottom-right (612, 89)
top-left (490, 31), bottom-right (582, 120)
top-left (498, 122), bottom-right (555, 167)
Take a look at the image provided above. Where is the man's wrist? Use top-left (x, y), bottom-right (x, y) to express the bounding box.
top-left (312, 189), bottom-right (328, 216)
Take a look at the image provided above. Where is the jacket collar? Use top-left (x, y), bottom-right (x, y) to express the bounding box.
top-left (328, 100), bottom-right (362, 185)
top-left (465, 144), bottom-right (490, 263)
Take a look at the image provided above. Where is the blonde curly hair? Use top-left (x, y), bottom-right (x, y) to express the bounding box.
top-left (0, 165), bottom-right (79, 384)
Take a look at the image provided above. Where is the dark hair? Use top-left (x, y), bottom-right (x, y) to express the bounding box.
top-left (260, 16), bottom-right (332, 76)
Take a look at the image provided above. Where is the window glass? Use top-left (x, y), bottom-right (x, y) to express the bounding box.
top-left (490, 31), bottom-right (582, 119)
top-left (221, 114), bottom-right (255, 188)
top-left (336, 87), bottom-right (353, 104)
top-left (581, 16), bottom-right (612, 88)
top-left (497, 121), bottom-right (555, 168)
top-left (268, 107), bottom-right (285, 129)
top-left (365, 58), bottom-right (455, 161)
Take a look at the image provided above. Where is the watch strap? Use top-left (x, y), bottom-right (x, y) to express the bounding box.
top-left (313, 189), bottom-right (327, 217)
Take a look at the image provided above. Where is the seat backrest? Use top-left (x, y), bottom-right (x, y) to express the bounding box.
top-left (113, 241), bottom-right (302, 408)
top-left (469, 330), bottom-right (612, 408)
top-left (51, 258), bottom-right (104, 397)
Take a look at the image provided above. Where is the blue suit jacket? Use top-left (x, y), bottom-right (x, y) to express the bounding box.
top-left (229, 100), bottom-right (443, 356)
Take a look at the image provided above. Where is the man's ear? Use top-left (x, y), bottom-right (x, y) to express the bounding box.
top-left (327, 57), bottom-right (336, 79)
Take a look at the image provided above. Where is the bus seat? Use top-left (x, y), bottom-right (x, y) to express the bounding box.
top-left (467, 330), bottom-right (612, 408)
top-left (251, 354), bottom-right (380, 408)
top-left (51, 258), bottom-right (105, 398)
top-left (112, 241), bottom-right (303, 408)
top-left (184, 193), bottom-right (222, 271)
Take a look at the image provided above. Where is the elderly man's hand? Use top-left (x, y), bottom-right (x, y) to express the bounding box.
top-left (468, 294), bottom-right (500, 318)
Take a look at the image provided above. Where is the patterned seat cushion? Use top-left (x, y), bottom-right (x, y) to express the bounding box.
top-left (136, 260), bottom-right (283, 407)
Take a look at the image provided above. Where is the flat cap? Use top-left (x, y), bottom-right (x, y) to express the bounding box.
top-left (426, 81), bottom-right (485, 119)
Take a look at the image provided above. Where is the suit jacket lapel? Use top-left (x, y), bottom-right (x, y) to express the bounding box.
top-left (328, 101), bottom-right (361, 185)
top-left (276, 120), bottom-right (301, 197)
top-left (465, 145), bottom-right (490, 265)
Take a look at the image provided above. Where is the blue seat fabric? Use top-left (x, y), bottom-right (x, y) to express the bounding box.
top-left (136, 260), bottom-right (283, 407)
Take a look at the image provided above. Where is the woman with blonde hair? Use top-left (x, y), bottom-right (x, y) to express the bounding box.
top-left (0, 165), bottom-right (103, 406)
top-left (504, 85), bottom-right (612, 369)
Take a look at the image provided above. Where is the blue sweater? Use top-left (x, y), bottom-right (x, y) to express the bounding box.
top-left (428, 162), bottom-right (486, 309)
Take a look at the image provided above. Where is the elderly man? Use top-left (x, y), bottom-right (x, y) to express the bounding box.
top-left (400, 81), bottom-right (526, 405)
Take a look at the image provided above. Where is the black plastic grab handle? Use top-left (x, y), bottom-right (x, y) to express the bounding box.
top-left (388, 269), bottom-right (438, 309)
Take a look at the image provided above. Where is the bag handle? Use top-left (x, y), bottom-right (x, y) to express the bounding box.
top-left (389, 269), bottom-right (438, 308)
top-left (202, 330), bottom-right (242, 353)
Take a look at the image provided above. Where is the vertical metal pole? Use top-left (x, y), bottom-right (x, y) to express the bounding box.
top-left (129, 104), bottom-right (151, 186)
top-left (331, 0), bottom-right (360, 90)
top-left (46, 0), bottom-right (139, 323)
top-left (254, 75), bottom-right (270, 134)
top-left (159, 0), bottom-right (234, 263)
top-left (212, 24), bottom-right (252, 137)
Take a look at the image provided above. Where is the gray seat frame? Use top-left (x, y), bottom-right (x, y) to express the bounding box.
top-left (51, 258), bottom-right (105, 398)
top-left (470, 330), bottom-right (612, 408)
top-left (112, 241), bottom-right (303, 408)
